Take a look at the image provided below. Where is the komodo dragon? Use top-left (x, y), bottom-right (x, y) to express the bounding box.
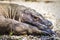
top-left (0, 3), bottom-right (55, 36)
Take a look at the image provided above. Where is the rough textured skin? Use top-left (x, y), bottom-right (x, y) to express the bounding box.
top-left (0, 3), bottom-right (54, 36)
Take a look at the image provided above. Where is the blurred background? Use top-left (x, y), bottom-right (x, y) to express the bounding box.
top-left (0, 0), bottom-right (60, 37)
